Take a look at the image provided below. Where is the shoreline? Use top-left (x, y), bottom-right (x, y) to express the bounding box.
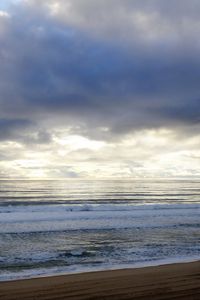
top-left (1, 256), bottom-right (200, 282)
top-left (0, 261), bottom-right (199, 300)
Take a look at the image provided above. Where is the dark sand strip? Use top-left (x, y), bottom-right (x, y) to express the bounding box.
top-left (0, 261), bottom-right (199, 300)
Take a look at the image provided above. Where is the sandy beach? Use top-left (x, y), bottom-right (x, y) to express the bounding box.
top-left (0, 261), bottom-right (199, 300)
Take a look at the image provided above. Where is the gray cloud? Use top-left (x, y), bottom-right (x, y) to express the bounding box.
top-left (0, 119), bottom-right (33, 141)
top-left (0, 1), bottom-right (200, 144)
top-left (24, 1), bottom-right (200, 42)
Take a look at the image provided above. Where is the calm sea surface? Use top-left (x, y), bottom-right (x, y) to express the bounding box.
top-left (0, 179), bottom-right (199, 280)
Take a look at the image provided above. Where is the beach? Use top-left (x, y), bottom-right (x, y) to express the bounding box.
top-left (0, 261), bottom-right (199, 300)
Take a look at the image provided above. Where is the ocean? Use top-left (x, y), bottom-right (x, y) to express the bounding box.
top-left (0, 179), bottom-right (199, 281)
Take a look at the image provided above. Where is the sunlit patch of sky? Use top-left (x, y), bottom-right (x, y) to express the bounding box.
top-left (0, 0), bottom-right (11, 10)
top-left (0, 0), bottom-right (23, 10)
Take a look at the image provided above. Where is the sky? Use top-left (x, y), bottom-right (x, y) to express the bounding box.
top-left (0, 0), bottom-right (200, 179)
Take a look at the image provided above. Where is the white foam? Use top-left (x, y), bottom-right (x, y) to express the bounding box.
top-left (1, 203), bottom-right (199, 214)
top-left (0, 203), bottom-right (199, 233)
top-left (0, 255), bottom-right (199, 282)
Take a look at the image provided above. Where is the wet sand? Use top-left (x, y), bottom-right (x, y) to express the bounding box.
top-left (0, 261), bottom-right (199, 300)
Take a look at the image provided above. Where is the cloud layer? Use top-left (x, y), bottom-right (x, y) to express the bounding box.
top-left (0, 0), bottom-right (200, 178)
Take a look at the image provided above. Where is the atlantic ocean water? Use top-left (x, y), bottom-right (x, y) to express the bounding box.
top-left (0, 179), bottom-right (199, 281)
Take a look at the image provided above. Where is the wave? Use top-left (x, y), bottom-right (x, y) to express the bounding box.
top-left (0, 202), bottom-right (200, 213)
top-left (0, 203), bottom-right (199, 233)
top-left (1, 256), bottom-right (200, 282)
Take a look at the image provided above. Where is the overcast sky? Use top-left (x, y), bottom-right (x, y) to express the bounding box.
top-left (0, 0), bottom-right (200, 178)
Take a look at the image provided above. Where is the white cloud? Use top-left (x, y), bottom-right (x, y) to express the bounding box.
top-left (54, 135), bottom-right (105, 151)
top-left (0, 11), bottom-right (10, 18)
top-left (0, 128), bottom-right (200, 178)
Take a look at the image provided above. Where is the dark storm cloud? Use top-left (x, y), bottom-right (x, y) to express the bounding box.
top-left (0, 119), bottom-right (33, 141)
top-left (154, 99), bottom-right (200, 125)
top-left (1, 0), bottom-right (200, 142)
top-left (0, 118), bottom-right (51, 145)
